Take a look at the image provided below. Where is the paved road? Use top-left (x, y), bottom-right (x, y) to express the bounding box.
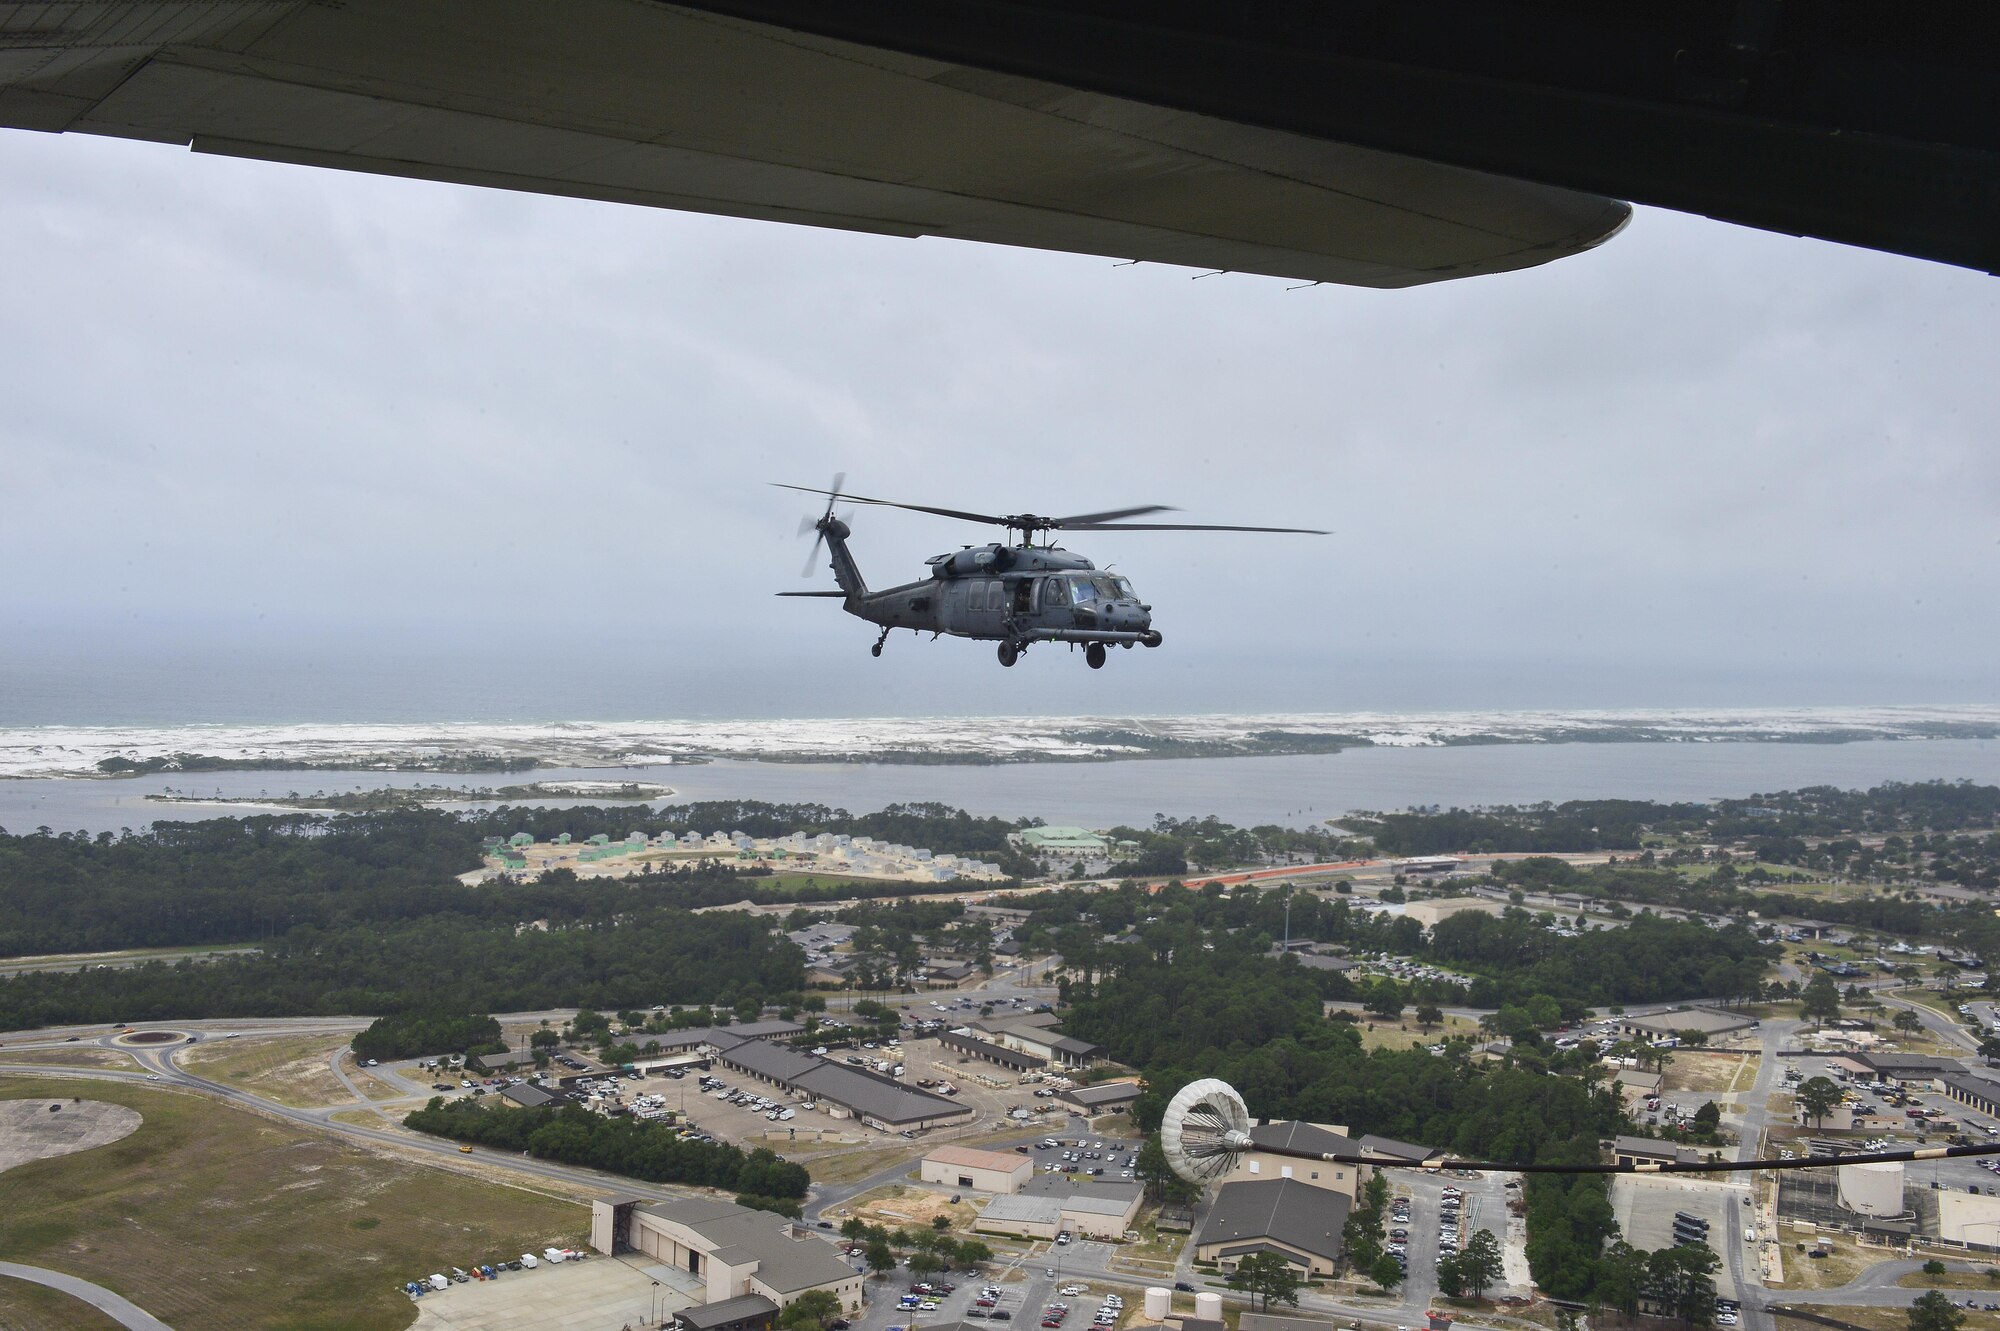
top-left (0, 1261), bottom-right (175, 1330)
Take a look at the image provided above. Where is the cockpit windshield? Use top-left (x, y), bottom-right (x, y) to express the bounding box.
top-left (1068, 575), bottom-right (1134, 604)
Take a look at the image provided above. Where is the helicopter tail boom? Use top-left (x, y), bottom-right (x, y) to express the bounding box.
top-left (818, 517), bottom-right (869, 602)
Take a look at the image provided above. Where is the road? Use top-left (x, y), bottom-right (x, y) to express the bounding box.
top-left (0, 1260), bottom-right (175, 1331)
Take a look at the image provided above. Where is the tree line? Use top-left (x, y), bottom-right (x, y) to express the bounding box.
top-left (403, 1096), bottom-right (808, 1206)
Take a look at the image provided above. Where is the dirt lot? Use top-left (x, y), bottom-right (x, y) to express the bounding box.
top-left (1664, 1052), bottom-right (1759, 1095)
top-left (842, 1183), bottom-right (980, 1231)
top-left (182, 1032), bottom-right (357, 1109)
top-left (0, 1098), bottom-right (143, 1173)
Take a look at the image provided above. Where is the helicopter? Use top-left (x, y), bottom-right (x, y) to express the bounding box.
top-left (775, 478), bottom-right (1327, 668)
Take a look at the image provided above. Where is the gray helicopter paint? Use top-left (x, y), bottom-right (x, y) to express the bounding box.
top-left (776, 482), bottom-right (1325, 668)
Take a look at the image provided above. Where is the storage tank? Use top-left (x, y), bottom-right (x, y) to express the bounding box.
top-left (1195, 1292), bottom-right (1223, 1322)
top-left (1837, 1159), bottom-right (1904, 1216)
top-left (1144, 1289), bottom-right (1170, 1321)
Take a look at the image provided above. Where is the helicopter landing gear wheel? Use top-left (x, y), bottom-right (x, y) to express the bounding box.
top-left (997, 642), bottom-right (1019, 668)
top-left (1085, 643), bottom-right (1107, 670)
top-left (871, 627), bottom-right (889, 658)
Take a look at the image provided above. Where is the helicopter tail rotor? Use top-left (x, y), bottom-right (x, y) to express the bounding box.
top-left (797, 471), bottom-right (847, 578)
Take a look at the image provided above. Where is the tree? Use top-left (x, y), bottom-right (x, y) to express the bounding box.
top-left (1369, 1254), bottom-right (1405, 1292)
top-left (1692, 1101), bottom-right (1721, 1133)
top-left (1797, 1075), bottom-right (1843, 1128)
top-left (1226, 1252), bottom-right (1303, 1311)
top-left (1455, 1229), bottom-right (1503, 1300)
top-left (908, 1251), bottom-right (945, 1277)
top-left (1645, 1241), bottom-right (1719, 1327)
top-left (839, 1217), bottom-right (868, 1240)
top-left (1136, 1135), bottom-right (1177, 1202)
top-left (779, 1291), bottom-right (843, 1331)
top-left (1415, 1003), bottom-right (1444, 1033)
top-left (951, 1239), bottom-right (994, 1267)
top-left (1979, 1035), bottom-right (2000, 1066)
top-left (1909, 1289), bottom-right (1967, 1331)
top-left (1801, 973), bottom-right (1842, 1028)
top-left (865, 1239), bottom-right (897, 1281)
top-left (1894, 1009), bottom-right (1925, 1036)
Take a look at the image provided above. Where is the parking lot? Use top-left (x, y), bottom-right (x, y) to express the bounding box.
top-left (409, 1253), bottom-right (690, 1331)
top-left (843, 1247), bottom-right (1153, 1331)
top-left (1379, 1169), bottom-right (1526, 1306)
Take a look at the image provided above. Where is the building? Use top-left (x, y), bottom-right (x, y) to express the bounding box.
top-left (1607, 1135), bottom-right (1714, 1169)
top-left (1402, 897), bottom-right (1505, 929)
top-left (971, 1013), bottom-right (1103, 1069)
top-left (1613, 1008), bottom-right (1759, 1043)
top-left (938, 1030), bottom-right (1046, 1073)
top-left (591, 1196), bottom-right (864, 1313)
top-left (1013, 826), bottom-right (1112, 860)
top-left (500, 1083), bottom-right (560, 1109)
top-left (711, 1039), bottom-right (973, 1133)
top-left (1057, 1081), bottom-right (1143, 1116)
top-left (1941, 1072), bottom-right (2000, 1117)
top-left (1193, 1178), bottom-right (1350, 1275)
top-left (976, 1178), bottom-right (1143, 1240)
top-left (1221, 1121), bottom-right (1363, 1199)
top-left (922, 1144), bottom-right (1032, 1194)
top-left (1845, 1052), bottom-right (1958, 1088)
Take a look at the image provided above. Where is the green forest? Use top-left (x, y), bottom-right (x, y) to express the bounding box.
top-left (404, 1096), bottom-right (809, 1203)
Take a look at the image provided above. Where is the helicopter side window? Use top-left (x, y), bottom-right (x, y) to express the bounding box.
top-left (1042, 577), bottom-right (1063, 609)
top-left (1069, 577), bottom-right (1097, 606)
top-left (1011, 580), bottom-right (1032, 614)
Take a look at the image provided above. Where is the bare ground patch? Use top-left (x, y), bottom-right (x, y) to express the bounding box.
top-left (182, 1033), bottom-right (356, 1109)
top-left (0, 1099), bottom-right (142, 1173)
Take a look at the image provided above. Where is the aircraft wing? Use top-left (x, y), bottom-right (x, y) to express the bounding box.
top-left (0, 1), bottom-right (1628, 288)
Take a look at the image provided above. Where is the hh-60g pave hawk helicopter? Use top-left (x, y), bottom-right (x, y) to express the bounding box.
top-left (775, 478), bottom-right (1327, 669)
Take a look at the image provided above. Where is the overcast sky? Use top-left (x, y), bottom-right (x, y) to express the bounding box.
top-left (2, 129), bottom-right (1996, 725)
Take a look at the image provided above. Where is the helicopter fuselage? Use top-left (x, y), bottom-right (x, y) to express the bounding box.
top-left (803, 518), bottom-right (1160, 667)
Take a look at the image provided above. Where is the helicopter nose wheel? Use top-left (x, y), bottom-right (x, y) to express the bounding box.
top-left (871, 627), bottom-right (890, 658)
top-left (1085, 643), bottom-right (1107, 670)
top-left (997, 642), bottom-right (1019, 668)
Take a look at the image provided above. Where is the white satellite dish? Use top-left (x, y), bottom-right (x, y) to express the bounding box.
top-left (1159, 1078), bottom-right (1252, 1186)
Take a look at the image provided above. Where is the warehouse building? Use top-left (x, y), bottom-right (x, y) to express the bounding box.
top-left (1221, 1121), bottom-right (1362, 1198)
top-left (1193, 1178), bottom-right (1350, 1275)
top-left (970, 1013), bottom-right (1102, 1069)
top-left (713, 1039), bottom-right (973, 1133)
top-left (1058, 1081), bottom-right (1143, 1116)
top-left (1613, 1007), bottom-right (1758, 1043)
top-left (591, 1196), bottom-right (864, 1313)
top-left (921, 1144), bottom-right (1032, 1194)
top-left (975, 1178), bottom-right (1143, 1240)
top-left (939, 1029), bottom-right (1046, 1073)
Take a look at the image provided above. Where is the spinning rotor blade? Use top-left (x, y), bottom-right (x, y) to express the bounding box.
top-left (773, 482), bottom-right (1007, 529)
top-left (794, 472), bottom-right (846, 578)
top-left (1050, 505), bottom-right (1177, 526)
top-left (1064, 521), bottom-right (1332, 534)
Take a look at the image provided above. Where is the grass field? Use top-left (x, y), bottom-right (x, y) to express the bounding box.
top-left (0, 1276), bottom-right (129, 1331)
top-left (1353, 1011), bottom-right (1482, 1052)
top-left (0, 1048), bottom-right (140, 1070)
top-left (0, 1076), bottom-right (587, 1331)
top-left (182, 1032), bottom-right (358, 1108)
top-left (1897, 1269), bottom-right (2000, 1289)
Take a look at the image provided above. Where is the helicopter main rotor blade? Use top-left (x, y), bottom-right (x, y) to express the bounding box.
top-left (1050, 505), bottom-right (1177, 526)
top-left (771, 482), bottom-right (1011, 528)
top-left (1064, 521), bottom-right (1332, 535)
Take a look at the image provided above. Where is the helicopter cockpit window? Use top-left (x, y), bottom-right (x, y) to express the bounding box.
top-left (1091, 576), bottom-right (1126, 601)
top-left (1108, 575), bottom-right (1136, 601)
top-left (1068, 576), bottom-right (1099, 606)
top-left (1043, 577), bottom-right (1063, 608)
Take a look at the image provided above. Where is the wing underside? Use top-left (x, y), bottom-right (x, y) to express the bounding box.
top-left (0, 1), bottom-right (1628, 288)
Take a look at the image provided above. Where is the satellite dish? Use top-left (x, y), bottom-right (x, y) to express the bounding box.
top-left (1160, 1078), bottom-right (1252, 1186)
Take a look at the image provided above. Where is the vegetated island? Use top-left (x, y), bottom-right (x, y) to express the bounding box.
top-left (97, 751), bottom-right (547, 777)
top-left (143, 780), bottom-right (677, 811)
